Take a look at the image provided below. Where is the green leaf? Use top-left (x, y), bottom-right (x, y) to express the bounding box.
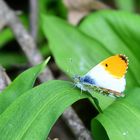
top-left (42, 11), bottom-right (140, 140)
top-left (79, 10), bottom-right (140, 89)
top-left (39, 0), bottom-right (51, 14)
top-left (0, 14), bottom-right (28, 49)
top-left (92, 87), bottom-right (140, 140)
top-left (0, 28), bottom-right (13, 48)
top-left (42, 14), bottom-right (115, 110)
top-left (39, 0), bottom-right (67, 17)
top-left (115, 0), bottom-right (135, 12)
top-left (40, 44), bottom-right (51, 57)
top-left (42, 15), bottom-right (110, 77)
top-left (78, 10), bottom-right (140, 140)
top-left (0, 57), bottom-right (50, 114)
top-left (0, 80), bottom-right (88, 140)
top-left (0, 52), bottom-right (26, 68)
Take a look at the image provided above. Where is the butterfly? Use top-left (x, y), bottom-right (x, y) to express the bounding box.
top-left (73, 54), bottom-right (129, 97)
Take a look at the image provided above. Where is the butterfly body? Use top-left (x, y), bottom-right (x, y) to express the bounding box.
top-left (73, 54), bottom-right (128, 97)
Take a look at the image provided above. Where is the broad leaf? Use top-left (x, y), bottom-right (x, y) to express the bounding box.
top-left (42, 15), bottom-right (110, 77)
top-left (115, 0), bottom-right (135, 12)
top-left (0, 57), bottom-right (50, 114)
top-left (79, 10), bottom-right (140, 89)
top-left (79, 10), bottom-right (140, 140)
top-left (0, 80), bottom-right (88, 140)
top-left (42, 11), bottom-right (140, 140)
top-left (42, 15), bottom-right (116, 110)
top-left (92, 87), bottom-right (140, 140)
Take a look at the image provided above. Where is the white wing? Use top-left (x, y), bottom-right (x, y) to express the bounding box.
top-left (85, 64), bottom-right (126, 93)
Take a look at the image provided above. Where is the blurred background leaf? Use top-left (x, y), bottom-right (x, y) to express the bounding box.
top-left (114, 0), bottom-right (135, 12)
top-left (0, 28), bottom-right (13, 49)
top-left (0, 52), bottom-right (26, 68)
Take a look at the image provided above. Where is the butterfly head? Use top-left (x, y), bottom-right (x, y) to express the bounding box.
top-left (100, 54), bottom-right (128, 78)
top-left (73, 75), bottom-right (81, 84)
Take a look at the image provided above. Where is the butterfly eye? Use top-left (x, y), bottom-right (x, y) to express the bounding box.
top-left (105, 64), bottom-right (108, 67)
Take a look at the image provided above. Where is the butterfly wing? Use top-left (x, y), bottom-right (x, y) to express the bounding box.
top-left (83, 54), bottom-right (128, 93)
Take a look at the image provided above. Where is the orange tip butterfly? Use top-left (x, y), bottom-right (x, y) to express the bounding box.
top-left (73, 54), bottom-right (129, 97)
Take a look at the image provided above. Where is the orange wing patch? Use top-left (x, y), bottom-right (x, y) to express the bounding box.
top-left (100, 54), bottom-right (128, 78)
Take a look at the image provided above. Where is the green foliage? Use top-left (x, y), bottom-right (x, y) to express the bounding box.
top-left (0, 28), bottom-right (13, 49)
top-left (0, 80), bottom-right (88, 140)
top-left (42, 14), bottom-right (115, 110)
top-left (42, 15), bottom-right (110, 77)
top-left (0, 1), bottom-right (140, 139)
top-left (39, 0), bottom-right (67, 17)
top-left (0, 57), bottom-right (89, 140)
top-left (115, 0), bottom-right (135, 12)
top-left (0, 14), bottom-right (28, 48)
top-left (79, 10), bottom-right (140, 90)
top-left (0, 14), bottom-right (29, 68)
top-left (0, 57), bottom-right (50, 114)
top-left (0, 52), bottom-right (26, 68)
top-left (0, 1), bottom-right (66, 69)
top-left (42, 10), bottom-right (140, 140)
top-left (92, 87), bottom-right (140, 140)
